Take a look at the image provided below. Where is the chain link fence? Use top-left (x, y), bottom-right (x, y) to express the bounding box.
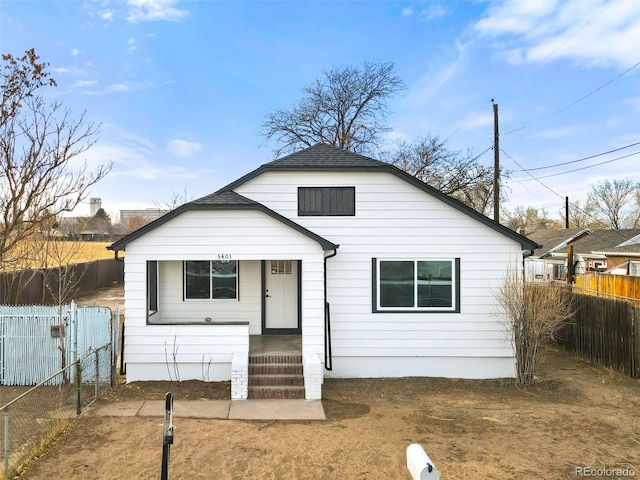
top-left (0, 342), bottom-right (113, 479)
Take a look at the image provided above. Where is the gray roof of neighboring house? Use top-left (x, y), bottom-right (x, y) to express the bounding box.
top-left (527, 228), bottom-right (640, 257)
top-left (527, 228), bottom-right (589, 257)
top-left (109, 143), bottom-right (538, 252)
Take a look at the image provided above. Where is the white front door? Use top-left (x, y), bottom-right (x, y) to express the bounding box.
top-left (265, 260), bottom-right (299, 331)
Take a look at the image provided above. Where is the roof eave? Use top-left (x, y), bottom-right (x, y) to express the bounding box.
top-left (108, 202), bottom-right (338, 252)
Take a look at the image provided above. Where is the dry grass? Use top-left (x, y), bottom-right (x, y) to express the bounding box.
top-left (2, 241), bottom-right (116, 271)
top-left (49, 241), bottom-right (115, 265)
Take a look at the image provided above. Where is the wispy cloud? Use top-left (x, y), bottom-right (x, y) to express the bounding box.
top-left (401, 3), bottom-right (447, 21)
top-left (73, 79), bottom-right (98, 88)
top-left (167, 139), bottom-right (202, 157)
top-left (80, 80), bottom-right (154, 95)
top-left (405, 39), bottom-right (468, 107)
top-left (126, 0), bottom-right (188, 24)
top-left (475, 0), bottom-right (640, 69)
top-left (419, 4), bottom-right (448, 21)
top-left (528, 126), bottom-right (585, 140)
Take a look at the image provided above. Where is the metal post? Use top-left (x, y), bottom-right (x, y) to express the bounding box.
top-left (161, 392), bottom-right (174, 480)
top-left (4, 406), bottom-right (9, 479)
top-left (95, 349), bottom-right (100, 401)
top-left (76, 360), bottom-right (82, 415)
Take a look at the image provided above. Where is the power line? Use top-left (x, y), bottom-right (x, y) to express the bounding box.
top-left (501, 149), bottom-right (564, 200)
top-left (509, 150), bottom-right (640, 182)
top-left (502, 57), bottom-right (640, 136)
top-left (513, 140), bottom-right (640, 172)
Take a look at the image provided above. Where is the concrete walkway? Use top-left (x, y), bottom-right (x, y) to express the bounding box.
top-left (89, 399), bottom-right (326, 421)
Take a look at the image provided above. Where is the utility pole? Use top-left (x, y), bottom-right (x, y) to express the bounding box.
top-left (492, 101), bottom-right (500, 223)
top-left (565, 196), bottom-right (569, 229)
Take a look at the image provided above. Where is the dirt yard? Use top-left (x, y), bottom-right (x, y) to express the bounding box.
top-left (19, 345), bottom-right (639, 480)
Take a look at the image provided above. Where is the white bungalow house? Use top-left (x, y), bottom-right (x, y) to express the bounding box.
top-left (108, 144), bottom-right (538, 400)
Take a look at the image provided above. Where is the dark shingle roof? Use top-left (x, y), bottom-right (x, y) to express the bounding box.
top-left (265, 144), bottom-right (388, 169)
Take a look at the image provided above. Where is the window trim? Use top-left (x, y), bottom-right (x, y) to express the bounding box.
top-left (147, 260), bottom-right (158, 318)
top-left (183, 260), bottom-right (239, 301)
top-left (372, 257), bottom-right (460, 313)
top-left (298, 187), bottom-right (355, 216)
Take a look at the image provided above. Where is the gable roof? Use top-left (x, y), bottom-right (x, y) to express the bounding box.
top-left (110, 143), bottom-right (538, 252)
top-left (108, 191), bottom-right (338, 252)
top-left (527, 228), bottom-right (591, 258)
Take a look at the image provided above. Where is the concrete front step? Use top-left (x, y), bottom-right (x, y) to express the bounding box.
top-left (248, 353), bottom-right (305, 399)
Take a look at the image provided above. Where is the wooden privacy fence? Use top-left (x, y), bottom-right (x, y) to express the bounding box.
top-left (557, 292), bottom-right (639, 378)
top-left (574, 273), bottom-right (640, 306)
top-left (0, 259), bottom-right (124, 305)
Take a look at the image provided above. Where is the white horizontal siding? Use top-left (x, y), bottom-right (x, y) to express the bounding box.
top-left (237, 170), bottom-right (522, 377)
top-left (123, 323), bottom-right (249, 382)
top-left (122, 208), bottom-right (327, 379)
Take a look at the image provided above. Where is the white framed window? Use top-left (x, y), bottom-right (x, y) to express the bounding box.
top-left (372, 258), bottom-right (460, 312)
top-left (630, 261), bottom-right (640, 277)
top-left (184, 260), bottom-right (238, 300)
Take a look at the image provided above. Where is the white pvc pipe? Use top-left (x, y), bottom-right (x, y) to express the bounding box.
top-left (406, 443), bottom-right (440, 480)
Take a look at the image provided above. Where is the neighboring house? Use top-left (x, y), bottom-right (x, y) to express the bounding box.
top-left (525, 228), bottom-right (591, 281)
top-left (108, 144), bottom-right (538, 400)
top-left (526, 228), bottom-right (640, 281)
top-left (120, 208), bottom-right (167, 233)
top-left (592, 233), bottom-right (640, 276)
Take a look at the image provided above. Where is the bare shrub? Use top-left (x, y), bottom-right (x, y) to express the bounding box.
top-left (499, 273), bottom-right (574, 386)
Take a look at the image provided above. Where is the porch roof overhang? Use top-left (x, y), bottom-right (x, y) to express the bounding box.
top-left (108, 191), bottom-right (339, 253)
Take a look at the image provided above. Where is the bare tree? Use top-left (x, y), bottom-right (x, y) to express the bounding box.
top-left (503, 206), bottom-right (557, 235)
top-left (262, 61), bottom-right (405, 157)
top-left (587, 177), bottom-right (639, 229)
top-left (498, 271), bottom-right (574, 386)
top-left (154, 185), bottom-right (193, 211)
top-left (388, 136), bottom-right (495, 214)
top-left (0, 49), bottom-right (111, 271)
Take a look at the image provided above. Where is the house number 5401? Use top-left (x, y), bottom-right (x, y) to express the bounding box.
top-left (217, 254), bottom-right (232, 260)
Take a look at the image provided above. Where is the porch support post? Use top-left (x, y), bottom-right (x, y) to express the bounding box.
top-left (231, 351), bottom-right (248, 400)
top-left (303, 352), bottom-right (322, 400)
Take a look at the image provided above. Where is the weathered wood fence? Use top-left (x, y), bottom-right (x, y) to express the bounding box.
top-left (574, 273), bottom-right (640, 306)
top-left (557, 292), bottom-right (639, 378)
top-left (0, 259), bottom-right (124, 305)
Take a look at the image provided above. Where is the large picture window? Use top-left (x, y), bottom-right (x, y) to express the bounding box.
top-left (373, 258), bottom-right (460, 312)
top-left (184, 260), bottom-right (238, 300)
top-left (298, 187), bottom-right (355, 216)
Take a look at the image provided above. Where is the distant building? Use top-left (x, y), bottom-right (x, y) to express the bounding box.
top-left (90, 198), bottom-right (102, 217)
top-left (120, 208), bottom-right (167, 232)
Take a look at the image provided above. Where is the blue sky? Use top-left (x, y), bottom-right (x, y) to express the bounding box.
top-left (1, 0), bottom-right (639, 221)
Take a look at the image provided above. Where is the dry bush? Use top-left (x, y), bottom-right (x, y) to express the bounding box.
top-left (499, 273), bottom-right (574, 386)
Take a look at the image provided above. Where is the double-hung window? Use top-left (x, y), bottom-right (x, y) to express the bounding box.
top-left (298, 187), bottom-right (355, 216)
top-left (184, 260), bottom-right (238, 300)
top-left (373, 258), bottom-right (460, 312)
